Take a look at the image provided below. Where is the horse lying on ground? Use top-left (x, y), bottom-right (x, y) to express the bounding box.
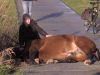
top-left (26, 35), bottom-right (100, 65)
top-left (0, 35), bottom-right (99, 65)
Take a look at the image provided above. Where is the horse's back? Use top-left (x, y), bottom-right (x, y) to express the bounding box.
top-left (74, 36), bottom-right (96, 53)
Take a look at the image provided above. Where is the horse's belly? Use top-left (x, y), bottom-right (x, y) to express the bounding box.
top-left (39, 50), bottom-right (67, 62)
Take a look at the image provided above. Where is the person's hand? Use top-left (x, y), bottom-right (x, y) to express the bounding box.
top-left (46, 35), bottom-right (53, 37)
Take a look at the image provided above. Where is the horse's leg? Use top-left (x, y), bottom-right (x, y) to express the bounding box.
top-left (29, 49), bottom-right (39, 64)
top-left (73, 51), bottom-right (93, 65)
top-left (46, 59), bottom-right (58, 64)
top-left (63, 53), bottom-right (77, 63)
top-left (34, 58), bottom-right (39, 64)
top-left (84, 59), bottom-right (92, 65)
top-left (83, 53), bottom-right (95, 65)
top-left (84, 50), bottom-right (100, 65)
top-left (95, 48), bottom-right (100, 61)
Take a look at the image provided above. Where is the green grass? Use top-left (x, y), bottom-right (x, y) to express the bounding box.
top-left (0, 0), bottom-right (19, 32)
top-left (62, 0), bottom-right (90, 15)
top-left (0, 65), bottom-right (13, 75)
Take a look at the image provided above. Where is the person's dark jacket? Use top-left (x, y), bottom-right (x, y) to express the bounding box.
top-left (19, 20), bottom-right (48, 46)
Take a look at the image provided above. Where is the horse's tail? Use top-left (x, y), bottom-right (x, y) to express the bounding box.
top-left (95, 48), bottom-right (100, 61)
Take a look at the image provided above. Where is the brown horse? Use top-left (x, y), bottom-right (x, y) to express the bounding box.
top-left (26, 35), bottom-right (100, 65)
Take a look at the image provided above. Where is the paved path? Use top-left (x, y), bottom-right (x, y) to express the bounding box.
top-left (16, 0), bottom-right (100, 75)
top-left (16, 0), bottom-right (85, 35)
top-left (19, 63), bottom-right (100, 75)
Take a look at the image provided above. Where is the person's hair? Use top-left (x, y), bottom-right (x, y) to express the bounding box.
top-left (22, 14), bottom-right (32, 22)
top-left (22, 14), bottom-right (37, 26)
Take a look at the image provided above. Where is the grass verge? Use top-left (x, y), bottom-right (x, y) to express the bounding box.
top-left (0, 65), bottom-right (13, 75)
top-left (62, 0), bottom-right (90, 15)
top-left (0, 0), bottom-right (19, 74)
top-left (0, 0), bottom-right (19, 50)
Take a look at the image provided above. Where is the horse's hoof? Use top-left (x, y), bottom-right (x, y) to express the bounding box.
top-left (46, 59), bottom-right (58, 64)
top-left (34, 58), bottom-right (39, 64)
top-left (84, 60), bottom-right (92, 65)
top-left (53, 60), bottom-right (59, 64)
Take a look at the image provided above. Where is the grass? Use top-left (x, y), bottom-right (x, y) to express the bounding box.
top-left (0, 65), bottom-right (13, 75)
top-left (0, 0), bottom-right (19, 50)
top-left (62, 0), bottom-right (90, 15)
top-left (0, 0), bottom-right (19, 74)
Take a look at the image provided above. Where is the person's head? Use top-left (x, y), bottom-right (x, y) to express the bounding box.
top-left (22, 14), bottom-right (32, 26)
